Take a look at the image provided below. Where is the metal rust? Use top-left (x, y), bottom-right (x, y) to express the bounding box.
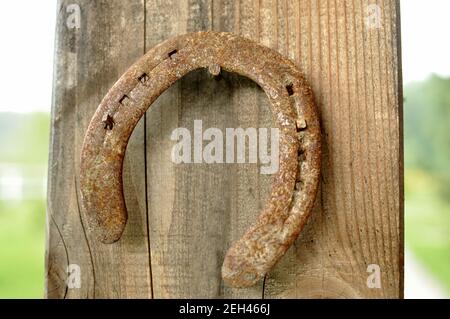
top-left (79, 31), bottom-right (321, 288)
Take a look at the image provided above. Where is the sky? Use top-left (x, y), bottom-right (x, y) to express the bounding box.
top-left (0, 0), bottom-right (57, 113)
top-left (0, 0), bottom-right (449, 113)
top-left (400, 0), bottom-right (450, 84)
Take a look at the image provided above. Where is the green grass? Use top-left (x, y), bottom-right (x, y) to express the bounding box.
top-left (0, 112), bottom-right (49, 298)
top-left (405, 169), bottom-right (450, 296)
top-left (0, 200), bottom-right (46, 298)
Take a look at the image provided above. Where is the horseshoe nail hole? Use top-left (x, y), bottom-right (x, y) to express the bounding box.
top-left (102, 114), bottom-right (114, 130)
top-left (168, 49), bottom-right (178, 59)
top-left (295, 180), bottom-right (304, 190)
top-left (296, 168), bottom-right (301, 181)
top-left (286, 83), bottom-right (294, 96)
top-left (119, 95), bottom-right (129, 105)
top-left (138, 73), bottom-right (149, 84)
top-left (298, 149), bottom-right (306, 161)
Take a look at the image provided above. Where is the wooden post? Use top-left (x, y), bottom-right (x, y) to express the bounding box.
top-left (46, 0), bottom-right (403, 298)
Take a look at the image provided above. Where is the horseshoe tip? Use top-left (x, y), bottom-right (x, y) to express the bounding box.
top-left (85, 207), bottom-right (127, 244)
top-left (95, 224), bottom-right (126, 244)
top-left (99, 234), bottom-right (122, 244)
top-left (221, 253), bottom-right (263, 288)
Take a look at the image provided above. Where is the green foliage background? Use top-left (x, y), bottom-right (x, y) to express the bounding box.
top-left (0, 113), bottom-right (48, 298)
top-left (404, 76), bottom-right (450, 295)
top-left (0, 76), bottom-right (449, 297)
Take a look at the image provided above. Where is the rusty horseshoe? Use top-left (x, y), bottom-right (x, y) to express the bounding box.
top-left (80, 32), bottom-right (321, 288)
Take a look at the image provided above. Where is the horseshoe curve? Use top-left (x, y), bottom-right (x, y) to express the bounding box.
top-left (79, 31), bottom-right (321, 288)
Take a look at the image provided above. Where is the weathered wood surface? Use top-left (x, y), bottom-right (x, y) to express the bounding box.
top-left (46, 0), bottom-right (403, 298)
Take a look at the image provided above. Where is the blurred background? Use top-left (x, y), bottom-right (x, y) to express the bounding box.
top-left (0, 0), bottom-right (448, 298)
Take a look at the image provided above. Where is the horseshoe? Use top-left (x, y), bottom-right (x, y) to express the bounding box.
top-left (79, 31), bottom-right (321, 288)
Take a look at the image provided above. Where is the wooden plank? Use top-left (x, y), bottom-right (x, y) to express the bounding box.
top-left (47, 0), bottom-right (402, 299)
top-left (263, 0), bottom-right (403, 298)
top-left (143, 0), bottom-right (402, 298)
top-left (46, 0), bottom-right (151, 298)
top-left (144, 0), bottom-right (265, 299)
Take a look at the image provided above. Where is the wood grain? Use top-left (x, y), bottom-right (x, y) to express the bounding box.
top-left (46, 0), bottom-right (151, 298)
top-left (46, 0), bottom-right (403, 298)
